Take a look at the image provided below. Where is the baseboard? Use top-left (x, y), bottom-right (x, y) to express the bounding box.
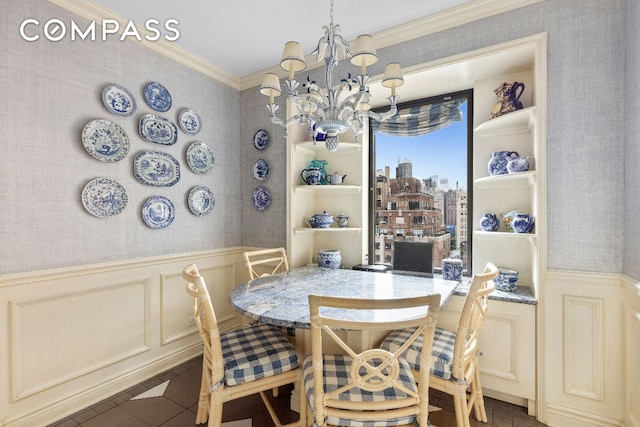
top-left (546, 403), bottom-right (623, 427)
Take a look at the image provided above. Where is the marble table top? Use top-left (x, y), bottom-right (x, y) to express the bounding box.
top-left (230, 266), bottom-right (459, 329)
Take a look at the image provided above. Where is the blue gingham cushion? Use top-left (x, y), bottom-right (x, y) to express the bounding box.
top-left (221, 323), bottom-right (299, 386)
top-left (380, 327), bottom-right (457, 381)
top-left (302, 354), bottom-right (420, 427)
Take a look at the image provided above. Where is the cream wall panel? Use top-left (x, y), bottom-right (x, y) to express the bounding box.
top-left (0, 248), bottom-right (249, 427)
top-left (544, 271), bottom-right (623, 427)
top-left (10, 280), bottom-right (150, 401)
top-left (624, 277), bottom-right (640, 427)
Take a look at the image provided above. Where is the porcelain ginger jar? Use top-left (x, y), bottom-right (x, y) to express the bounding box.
top-left (511, 212), bottom-right (535, 233)
top-left (317, 249), bottom-right (341, 268)
top-left (480, 213), bottom-right (499, 231)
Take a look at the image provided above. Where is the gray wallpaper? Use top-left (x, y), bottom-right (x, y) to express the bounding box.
top-left (1, 1), bottom-right (241, 274)
top-left (241, 0), bottom-right (634, 277)
top-left (624, 0), bottom-right (640, 280)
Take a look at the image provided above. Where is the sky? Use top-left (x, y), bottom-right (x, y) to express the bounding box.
top-left (375, 101), bottom-right (469, 190)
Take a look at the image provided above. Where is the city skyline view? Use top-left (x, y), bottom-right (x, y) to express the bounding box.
top-left (374, 101), bottom-right (469, 190)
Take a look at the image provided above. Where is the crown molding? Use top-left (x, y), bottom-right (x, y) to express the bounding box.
top-left (47, 0), bottom-right (242, 89)
top-left (48, 0), bottom-right (544, 91)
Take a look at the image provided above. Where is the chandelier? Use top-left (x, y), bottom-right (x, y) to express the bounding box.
top-left (260, 0), bottom-right (404, 151)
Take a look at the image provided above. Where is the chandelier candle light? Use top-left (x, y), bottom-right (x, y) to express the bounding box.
top-left (260, 0), bottom-right (404, 151)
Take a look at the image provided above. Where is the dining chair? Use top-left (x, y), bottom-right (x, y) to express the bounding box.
top-left (303, 293), bottom-right (441, 427)
top-left (243, 247), bottom-right (290, 280)
top-left (380, 262), bottom-right (499, 427)
top-left (183, 263), bottom-right (301, 427)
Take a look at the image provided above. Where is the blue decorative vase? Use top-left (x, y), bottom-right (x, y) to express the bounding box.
top-left (495, 268), bottom-right (519, 292)
top-left (442, 258), bottom-right (463, 281)
top-left (480, 213), bottom-right (499, 231)
top-left (488, 151), bottom-right (519, 176)
top-left (317, 249), bottom-right (341, 269)
top-left (512, 213), bottom-right (535, 233)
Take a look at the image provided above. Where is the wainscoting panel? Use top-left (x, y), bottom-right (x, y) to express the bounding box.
top-left (624, 276), bottom-right (640, 427)
top-left (9, 279), bottom-right (150, 401)
top-left (544, 270), bottom-right (624, 427)
top-left (0, 248), bottom-right (250, 427)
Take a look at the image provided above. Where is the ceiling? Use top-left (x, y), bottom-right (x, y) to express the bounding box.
top-left (86, 0), bottom-right (475, 78)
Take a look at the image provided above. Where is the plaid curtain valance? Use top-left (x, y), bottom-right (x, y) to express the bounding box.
top-left (371, 99), bottom-right (465, 137)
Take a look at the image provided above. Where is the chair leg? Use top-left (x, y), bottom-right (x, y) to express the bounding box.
top-left (470, 357), bottom-right (488, 422)
top-left (207, 392), bottom-right (224, 427)
top-left (453, 391), bottom-right (471, 427)
top-left (196, 363), bottom-right (211, 425)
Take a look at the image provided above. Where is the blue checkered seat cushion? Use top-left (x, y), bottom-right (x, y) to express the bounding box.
top-left (380, 327), bottom-right (457, 381)
top-left (302, 354), bottom-right (427, 427)
top-left (221, 323), bottom-right (299, 386)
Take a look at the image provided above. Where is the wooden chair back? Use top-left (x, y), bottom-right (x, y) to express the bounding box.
top-left (243, 247), bottom-right (289, 280)
top-left (308, 293), bottom-right (441, 427)
top-left (451, 262), bottom-right (498, 383)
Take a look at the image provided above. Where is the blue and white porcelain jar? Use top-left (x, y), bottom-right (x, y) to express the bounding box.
top-left (317, 249), bottom-right (341, 269)
top-left (442, 258), bottom-right (463, 281)
top-left (495, 268), bottom-right (519, 292)
top-left (479, 213), bottom-right (499, 231)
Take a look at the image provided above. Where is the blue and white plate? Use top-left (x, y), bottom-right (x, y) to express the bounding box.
top-left (139, 114), bottom-right (178, 145)
top-left (186, 141), bottom-right (214, 174)
top-left (142, 196), bottom-right (175, 229)
top-left (253, 129), bottom-right (270, 150)
top-left (134, 150), bottom-right (180, 187)
top-left (143, 82), bottom-right (172, 112)
top-left (101, 83), bottom-right (136, 116)
top-left (82, 119), bottom-right (130, 162)
top-left (178, 108), bottom-right (202, 135)
top-left (252, 158), bottom-right (270, 181)
top-left (252, 186), bottom-right (271, 211)
top-left (188, 185), bottom-right (215, 216)
top-left (81, 177), bottom-right (128, 218)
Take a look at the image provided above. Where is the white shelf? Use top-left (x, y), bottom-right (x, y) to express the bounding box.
top-left (474, 171), bottom-right (537, 189)
top-left (474, 230), bottom-right (537, 246)
top-left (474, 106), bottom-right (536, 135)
top-left (294, 184), bottom-right (362, 195)
top-left (294, 227), bottom-right (362, 235)
top-left (293, 141), bottom-right (361, 155)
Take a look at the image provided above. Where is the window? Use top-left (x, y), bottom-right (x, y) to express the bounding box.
top-left (369, 90), bottom-right (473, 274)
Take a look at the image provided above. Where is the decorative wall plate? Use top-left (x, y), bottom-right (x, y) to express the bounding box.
top-left (186, 141), bottom-right (214, 174)
top-left (81, 177), bottom-right (128, 218)
top-left (252, 186), bottom-right (271, 211)
top-left (178, 108), bottom-right (202, 135)
top-left (101, 83), bottom-right (136, 116)
top-left (188, 185), bottom-right (215, 216)
top-left (133, 150), bottom-right (180, 187)
top-left (139, 114), bottom-right (178, 145)
top-left (82, 119), bottom-right (130, 162)
top-left (253, 129), bottom-right (270, 150)
top-left (143, 82), bottom-right (172, 112)
top-left (252, 158), bottom-right (270, 181)
top-left (142, 195), bottom-right (175, 229)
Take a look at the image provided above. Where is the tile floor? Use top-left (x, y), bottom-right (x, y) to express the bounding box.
top-left (47, 356), bottom-right (547, 427)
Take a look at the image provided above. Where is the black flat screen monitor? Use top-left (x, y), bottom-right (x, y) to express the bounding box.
top-left (392, 241), bottom-right (434, 277)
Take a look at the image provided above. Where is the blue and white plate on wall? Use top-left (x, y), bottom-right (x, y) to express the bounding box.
top-left (186, 141), bottom-right (214, 174)
top-left (142, 195), bottom-right (175, 229)
top-left (188, 185), bottom-right (215, 216)
top-left (81, 177), bottom-right (128, 218)
top-left (134, 150), bottom-right (180, 187)
top-left (143, 82), bottom-right (172, 112)
top-left (101, 83), bottom-right (136, 116)
top-left (253, 129), bottom-right (270, 150)
top-left (178, 108), bottom-right (202, 135)
top-left (139, 114), bottom-right (178, 145)
top-left (252, 158), bottom-right (270, 181)
top-left (82, 119), bottom-right (130, 162)
top-left (252, 186), bottom-right (271, 211)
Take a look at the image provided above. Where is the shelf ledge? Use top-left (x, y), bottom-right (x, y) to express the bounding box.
top-left (474, 106), bottom-right (536, 135)
top-left (474, 171), bottom-right (536, 189)
top-left (294, 185), bottom-right (361, 195)
top-left (474, 230), bottom-right (537, 246)
top-left (293, 227), bottom-right (362, 235)
top-left (293, 141), bottom-right (361, 155)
